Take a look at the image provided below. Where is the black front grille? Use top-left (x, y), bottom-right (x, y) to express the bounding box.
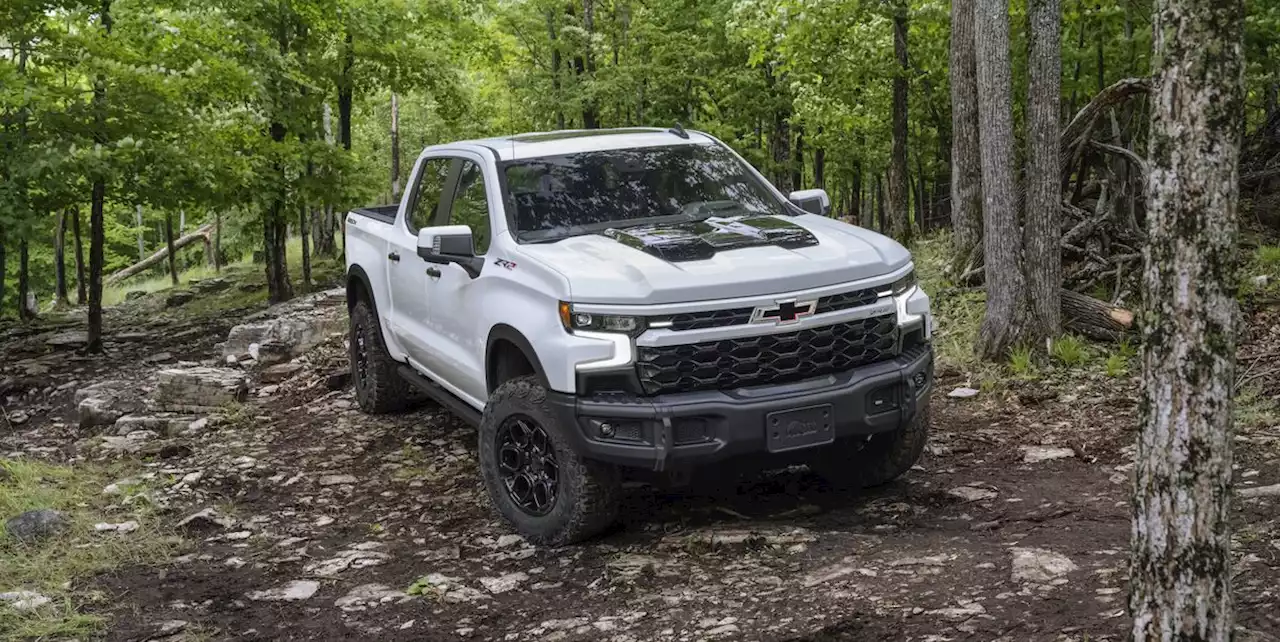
top-left (663, 287), bottom-right (883, 331)
top-left (636, 315), bottom-right (899, 395)
top-left (815, 287), bottom-right (881, 314)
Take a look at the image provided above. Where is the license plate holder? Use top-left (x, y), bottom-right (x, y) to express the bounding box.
top-left (766, 405), bottom-right (834, 453)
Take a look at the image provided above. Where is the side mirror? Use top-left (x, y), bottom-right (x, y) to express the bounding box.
top-left (789, 188), bottom-right (831, 216)
top-left (416, 225), bottom-right (484, 278)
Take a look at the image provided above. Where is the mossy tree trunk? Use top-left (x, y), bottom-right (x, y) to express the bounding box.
top-left (1129, 0), bottom-right (1244, 639)
top-left (1025, 0), bottom-right (1063, 342)
top-left (887, 0), bottom-right (912, 244)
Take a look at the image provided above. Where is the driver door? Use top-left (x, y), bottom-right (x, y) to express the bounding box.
top-left (421, 157), bottom-right (495, 403)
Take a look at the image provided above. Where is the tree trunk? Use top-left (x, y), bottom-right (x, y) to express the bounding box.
top-left (814, 146), bottom-right (826, 190)
top-left (265, 121), bottom-right (293, 304)
top-left (1095, 14), bottom-right (1105, 93)
top-left (547, 10), bottom-right (565, 129)
top-left (105, 226), bottom-right (214, 285)
top-left (339, 31), bottom-right (354, 151)
top-left (0, 232), bottom-right (6, 317)
top-left (134, 205), bottom-right (145, 261)
top-left (1130, 0), bottom-right (1243, 638)
top-left (1061, 289), bottom-right (1133, 341)
top-left (72, 207), bottom-right (86, 305)
top-left (852, 161), bottom-right (863, 224)
top-left (578, 0), bottom-right (599, 129)
top-left (164, 210), bottom-right (178, 285)
top-left (87, 0), bottom-right (112, 354)
top-left (792, 126), bottom-right (805, 190)
top-left (214, 210), bottom-right (222, 272)
top-left (1067, 0), bottom-right (1087, 120)
top-left (54, 209), bottom-right (69, 306)
top-left (1025, 0), bottom-right (1063, 342)
top-left (390, 93), bottom-right (401, 199)
top-left (949, 0), bottom-right (983, 267)
top-left (314, 105), bottom-right (337, 257)
top-left (875, 174), bottom-right (886, 233)
top-left (974, 0), bottom-right (1033, 359)
top-left (300, 204), bottom-right (312, 291)
top-left (888, 0), bottom-right (912, 243)
top-left (18, 238), bottom-right (33, 321)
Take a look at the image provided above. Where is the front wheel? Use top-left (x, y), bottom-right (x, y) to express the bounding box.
top-left (811, 401), bottom-right (931, 488)
top-left (479, 376), bottom-right (620, 546)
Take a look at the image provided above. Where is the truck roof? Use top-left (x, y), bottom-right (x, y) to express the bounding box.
top-left (449, 127), bottom-right (716, 162)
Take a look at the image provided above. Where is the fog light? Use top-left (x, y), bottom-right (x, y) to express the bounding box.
top-left (913, 372), bottom-right (927, 388)
top-left (600, 422), bottom-right (615, 437)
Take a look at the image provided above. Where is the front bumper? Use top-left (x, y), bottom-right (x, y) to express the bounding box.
top-left (546, 344), bottom-right (933, 470)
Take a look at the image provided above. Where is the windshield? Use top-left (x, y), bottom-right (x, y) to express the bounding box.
top-left (502, 143), bottom-right (790, 242)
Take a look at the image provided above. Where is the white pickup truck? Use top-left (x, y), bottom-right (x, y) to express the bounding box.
top-left (344, 127), bottom-right (933, 545)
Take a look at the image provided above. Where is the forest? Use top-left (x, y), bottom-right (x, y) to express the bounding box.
top-left (2, 0), bottom-right (1276, 346)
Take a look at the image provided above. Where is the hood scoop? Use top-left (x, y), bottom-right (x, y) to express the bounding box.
top-left (602, 216), bottom-right (819, 262)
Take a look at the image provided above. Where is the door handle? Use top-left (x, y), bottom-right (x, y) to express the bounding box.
top-left (426, 267), bottom-right (442, 278)
top-left (387, 251), bottom-right (400, 262)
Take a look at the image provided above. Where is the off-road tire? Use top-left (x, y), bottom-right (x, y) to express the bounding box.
top-left (812, 400), bottom-right (931, 489)
top-left (479, 376), bottom-right (621, 546)
top-left (350, 300), bottom-right (419, 414)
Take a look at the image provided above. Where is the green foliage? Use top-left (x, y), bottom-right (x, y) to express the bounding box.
top-left (1008, 345), bottom-right (1036, 377)
top-left (1104, 353), bottom-right (1128, 378)
top-left (1050, 335), bottom-right (1090, 367)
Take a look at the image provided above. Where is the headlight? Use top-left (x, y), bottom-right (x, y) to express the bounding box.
top-left (888, 270), bottom-right (916, 296)
top-left (559, 302), bottom-right (646, 336)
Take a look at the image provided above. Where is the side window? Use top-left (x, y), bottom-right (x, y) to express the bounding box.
top-left (448, 160), bottom-right (492, 254)
top-left (406, 158), bottom-right (452, 234)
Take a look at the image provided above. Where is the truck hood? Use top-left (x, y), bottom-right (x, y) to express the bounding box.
top-left (517, 214), bottom-right (911, 305)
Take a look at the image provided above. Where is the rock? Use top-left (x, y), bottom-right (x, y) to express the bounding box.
top-left (192, 277), bottom-right (232, 293)
top-left (112, 415), bottom-right (196, 437)
top-left (260, 362), bottom-right (303, 383)
top-left (319, 474), bottom-right (357, 486)
top-left (8, 410), bottom-right (29, 425)
top-left (154, 620), bottom-right (189, 637)
top-left (1020, 445), bottom-right (1076, 464)
top-left (4, 509), bottom-right (70, 542)
top-left (97, 430), bottom-right (159, 454)
top-left (0, 590), bottom-right (51, 611)
top-left (76, 380), bottom-right (146, 428)
top-left (304, 543), bottom-right (390, 576)
top-left (948, 485), bottom-right (997, 502)
top-left (0, 465), bottom-right (11, 484)
top-left (926, 601), bottom-right (987, 621)
top-left (1252, 274), bottom-right (1271, 288)
top-left (479, 572), bottom-right (529, 594)
top-left (947, 387), bottom-right (980, 399)
top-left (410, 573), bottom-right (488, 603)
top-left (222, 290), bottom-right (347, 365)
top-left (495, 534), bottom-right (525, 548)
top-left (1239, 484), bottom-right (1280, 498)
top-left (143, 352), bottom-right (175, 364)
top-left (44, 330), bottom-right (88, 348)
top-left (125, 290), bottom-right (148, 301)
top-left (246, 580), bottom-right (319, 602)
top-left (334, 583), bottom-right (402, 610)
top-left (154, 367), bottom-right (248, 412)
top-left (94, 520), bottom-right (139, 534)
top-left (257, 384), bottom-right (280, 397)
top-left (177, 507), bottom-right (235, 533)
top-left (801, 564), bottom-right (855, 587)
top-left (165, 291), bottom-right (194, 308)
top-left (1011, 547), bottom-right (1078, 583)
top-left (324, 370), bottom-right (352, 391)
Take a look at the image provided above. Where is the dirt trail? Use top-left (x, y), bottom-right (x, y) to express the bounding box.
top-left (3, 294), bottom-right (1278, 642)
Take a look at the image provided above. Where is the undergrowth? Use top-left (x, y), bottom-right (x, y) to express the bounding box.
top-left (0, 459), bottom-right (182, 640)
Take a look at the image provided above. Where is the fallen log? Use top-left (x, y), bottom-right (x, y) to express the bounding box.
top-left (106, 225), bottom-right (213, 285)
top-left (1061, 288), bottom-right (1134, 342)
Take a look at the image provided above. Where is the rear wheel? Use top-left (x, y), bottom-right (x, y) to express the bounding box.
top-left (479, 376), bottom-right (620, 545)
top-left (811, 401), bottom-right (931, 488)
top-left (350, 300), bottom-right (419, 414)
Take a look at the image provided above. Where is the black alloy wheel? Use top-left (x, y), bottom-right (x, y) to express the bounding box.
top-left (496, 415), bottom-right (559, 516)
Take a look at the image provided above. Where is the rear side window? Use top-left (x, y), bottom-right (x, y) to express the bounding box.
top-left (447, 160), bottom-right (492, 254)
top-left (406, 158), bottom-right (452, 234)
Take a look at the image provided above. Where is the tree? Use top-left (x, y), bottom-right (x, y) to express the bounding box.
top-left (1129, 0), bottom-right (1245, 638)
top-left (949, 0), bottom-right (982, 270)
top-left (87, 0), bottom-right (113, 354)
top-left (974, 0), bottom-right (1034, 359)
top-left (1025, 0), bottom-right (1063, 341)
top-left (886, 0), bottom-right (911, 243)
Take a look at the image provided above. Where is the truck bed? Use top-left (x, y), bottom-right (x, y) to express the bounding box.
top-left (350, 205), bottom-right (398, 225)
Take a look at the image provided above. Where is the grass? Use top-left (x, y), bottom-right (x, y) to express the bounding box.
top-left (912, 233), bottom-right (1003, 386)
top-left (1050, 335), bottom-right (1090, 367)
top-left (0, 459), bottom-right (182, 640)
